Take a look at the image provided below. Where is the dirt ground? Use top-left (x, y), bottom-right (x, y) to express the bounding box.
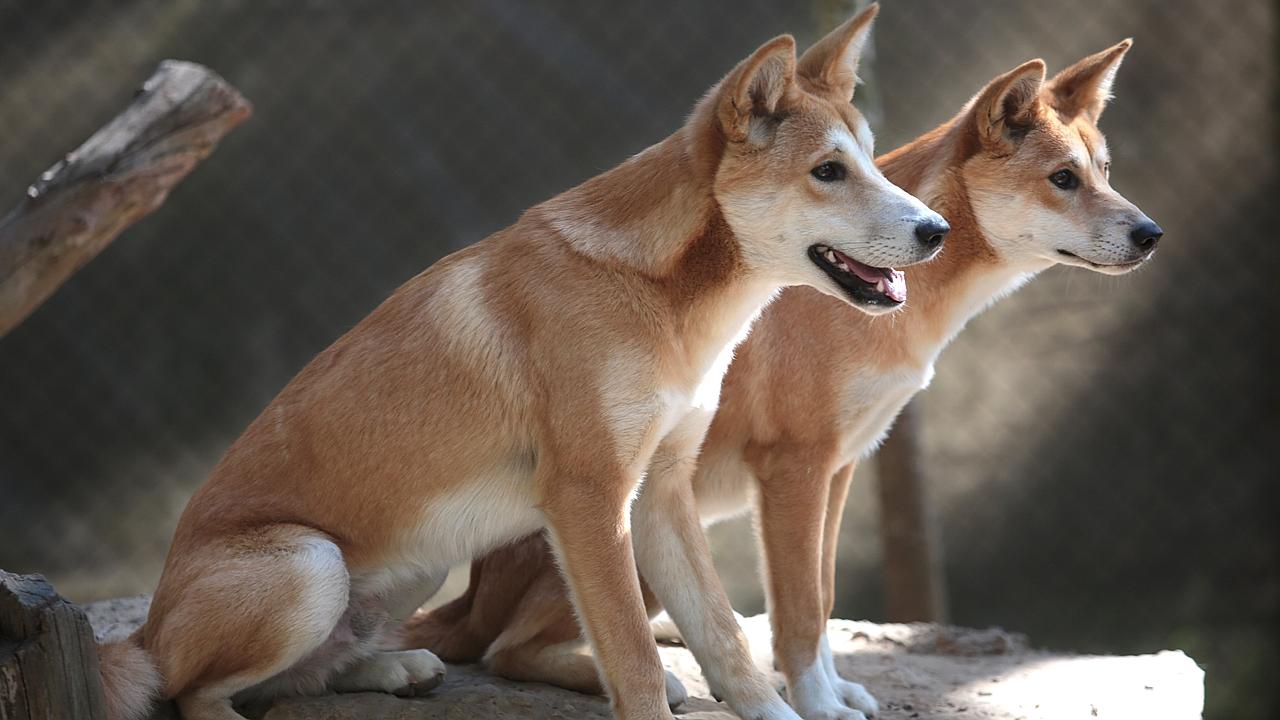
top-left (86, 597), bottom-right (1203, 720)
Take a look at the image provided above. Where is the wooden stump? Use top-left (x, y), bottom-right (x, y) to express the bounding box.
top-left (0, 572), bottom-right (106, 720)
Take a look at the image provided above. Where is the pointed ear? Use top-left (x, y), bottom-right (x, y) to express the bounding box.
top-left (717, 35), bottom-right (798, 143)
top-left (973, 59), bottom-right (1046, 151)
top-left (1046, 39), bottom-right (1132, 122)
top-left (797, 2), bottom-right (878, 102)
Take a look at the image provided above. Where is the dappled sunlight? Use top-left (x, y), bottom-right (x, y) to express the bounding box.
top-left (943, 651), bottom-right (1203, 720)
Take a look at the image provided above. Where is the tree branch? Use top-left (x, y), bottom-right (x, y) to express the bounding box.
top-left (0, 60), bottom-right (250, 337)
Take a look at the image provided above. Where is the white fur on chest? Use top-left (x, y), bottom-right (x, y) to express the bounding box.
top-left (690, 300), bottom-right (764, 411)
top-left (406, 454), bottom-right (544, 572)
top-left (836, 264), bottom-right (1042, 462)
top-left (603, 299), bottom-right (768, 472)
top-left (935, 265), bottom-right (1040, 349)
top-left (837, 364), bottom-right (933, 461)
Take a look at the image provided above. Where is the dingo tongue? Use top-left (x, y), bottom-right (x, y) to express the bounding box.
top-left (834, 249), bottom-right (907, 303)
top-left (879, 268), bottom-right (907, 303)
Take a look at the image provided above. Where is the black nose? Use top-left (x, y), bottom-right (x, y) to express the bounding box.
top-left (914, 218), bottom-right (949, 249)
top-left (1130, 219), bottom-right (1163, 250)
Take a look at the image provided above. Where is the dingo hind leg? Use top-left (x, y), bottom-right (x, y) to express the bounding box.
top-left (490, 639), bottom-right (690, 711)
top-left (433, 534), bottom-right (688, 708)
top-left (400, 532), bottom-right (552, 663)
top-left (480, 535), bottom-right (603, 693)
top-left (154, 526), bottom-right (447, 720)
top-left (146, 525), bottom-right (350, 720)
top-left (258, 577), bottom-right (447, 701)
top-left (487, 604), bottom-right (603, 697)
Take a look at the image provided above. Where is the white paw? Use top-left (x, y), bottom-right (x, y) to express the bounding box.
top-left (788, 659), bottom-right (866, 720)
top-left (831, 678), bottom-right (878, 717)
top-left (790, 691), bottom-right (867, 720)
top-left (332, 649), bottom-right (446, 697)
top-left (665, 670), bottom-right (688, 709)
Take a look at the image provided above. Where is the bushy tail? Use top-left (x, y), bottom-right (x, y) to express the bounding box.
top-left (98, 633), bottom-right (163, 720)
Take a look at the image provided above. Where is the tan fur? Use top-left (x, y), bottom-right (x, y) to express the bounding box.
top-left (409, 39), bottom-right (1161, 720)
top-left (98, 6), bottom-right (944, 720)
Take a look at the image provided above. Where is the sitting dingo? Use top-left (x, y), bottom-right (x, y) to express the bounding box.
top-left (97, 5), bottom-right (947, 720)
top-left (405, 39), bottom-right (1161, 720)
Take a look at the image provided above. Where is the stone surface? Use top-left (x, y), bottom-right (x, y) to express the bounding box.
top-left (85, 596), bottom-right (1204, 720)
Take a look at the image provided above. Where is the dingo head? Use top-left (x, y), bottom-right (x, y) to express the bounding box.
top-left (709, 4), bottom-right (947, 314)
top-left (965, 41), bottom-right (1163, 275)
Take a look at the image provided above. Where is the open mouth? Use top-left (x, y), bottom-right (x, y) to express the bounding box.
top-left (808, 245), bottom-right (906, 307)
top-left (1056, 249), bottom-right (1147, 271)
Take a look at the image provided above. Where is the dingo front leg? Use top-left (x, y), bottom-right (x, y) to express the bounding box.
top-left (758, 454), bottom-right (865, 720)
top-left (817, 463), bottom-right (878, 717)
top-left (541, 462), bottom-right (672, 720)
top-left (820, 464), bottom-right (856, 625)
top-left (632, 421), bottom-right (800, 720)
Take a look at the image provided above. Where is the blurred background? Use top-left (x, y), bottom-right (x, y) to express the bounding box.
top-left (0, 0), bottom-right (1274, 717)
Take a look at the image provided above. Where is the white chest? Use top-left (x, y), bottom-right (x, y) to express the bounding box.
top-left (838, 363), bottom-right (936, 461)
top-left (614, 298), bottom-right (767, 463)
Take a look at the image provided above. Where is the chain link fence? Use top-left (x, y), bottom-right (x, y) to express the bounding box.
top-left (0, 1), bottom-right (1274, 717)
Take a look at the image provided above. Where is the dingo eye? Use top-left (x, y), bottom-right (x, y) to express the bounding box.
top-left (811, 161), bottom-right (846, 183)
top-left (1049, 169), bottom-right (1079, 190)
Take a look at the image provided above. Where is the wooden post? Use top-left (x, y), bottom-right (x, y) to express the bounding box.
top-left (876, 402), bottom-right (949, 622)
top-left (0, 572), bottom-right (107, 720)
top-left (0, 60), bottom-right (250, 338)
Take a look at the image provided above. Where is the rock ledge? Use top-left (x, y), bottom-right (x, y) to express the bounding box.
top-left (86, 596), bottom-right (1203, 720)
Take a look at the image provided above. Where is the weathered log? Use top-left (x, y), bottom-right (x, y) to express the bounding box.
top-left (0, 572), bottom-right (106, 720)
top-left (0, 60), bottom-right (250, 337)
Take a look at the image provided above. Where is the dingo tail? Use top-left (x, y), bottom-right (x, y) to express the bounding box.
top-left (98, 633), bottom-right (162, 720)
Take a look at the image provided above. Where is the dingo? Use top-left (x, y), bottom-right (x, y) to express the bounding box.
top-left (406, 40), bottom-right (1160, 720)
top-left (97, 6), bottom-right (946, 720)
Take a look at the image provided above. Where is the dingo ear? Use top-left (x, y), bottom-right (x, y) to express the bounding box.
top-left (1047, 39), bottom-right (1132, 122)
top-left (718, 35), bottom-right (798, 143)
top-left (797, 2), bottom-right (878, 102)
top-left (974, 59), bottom-right (1046, 151)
